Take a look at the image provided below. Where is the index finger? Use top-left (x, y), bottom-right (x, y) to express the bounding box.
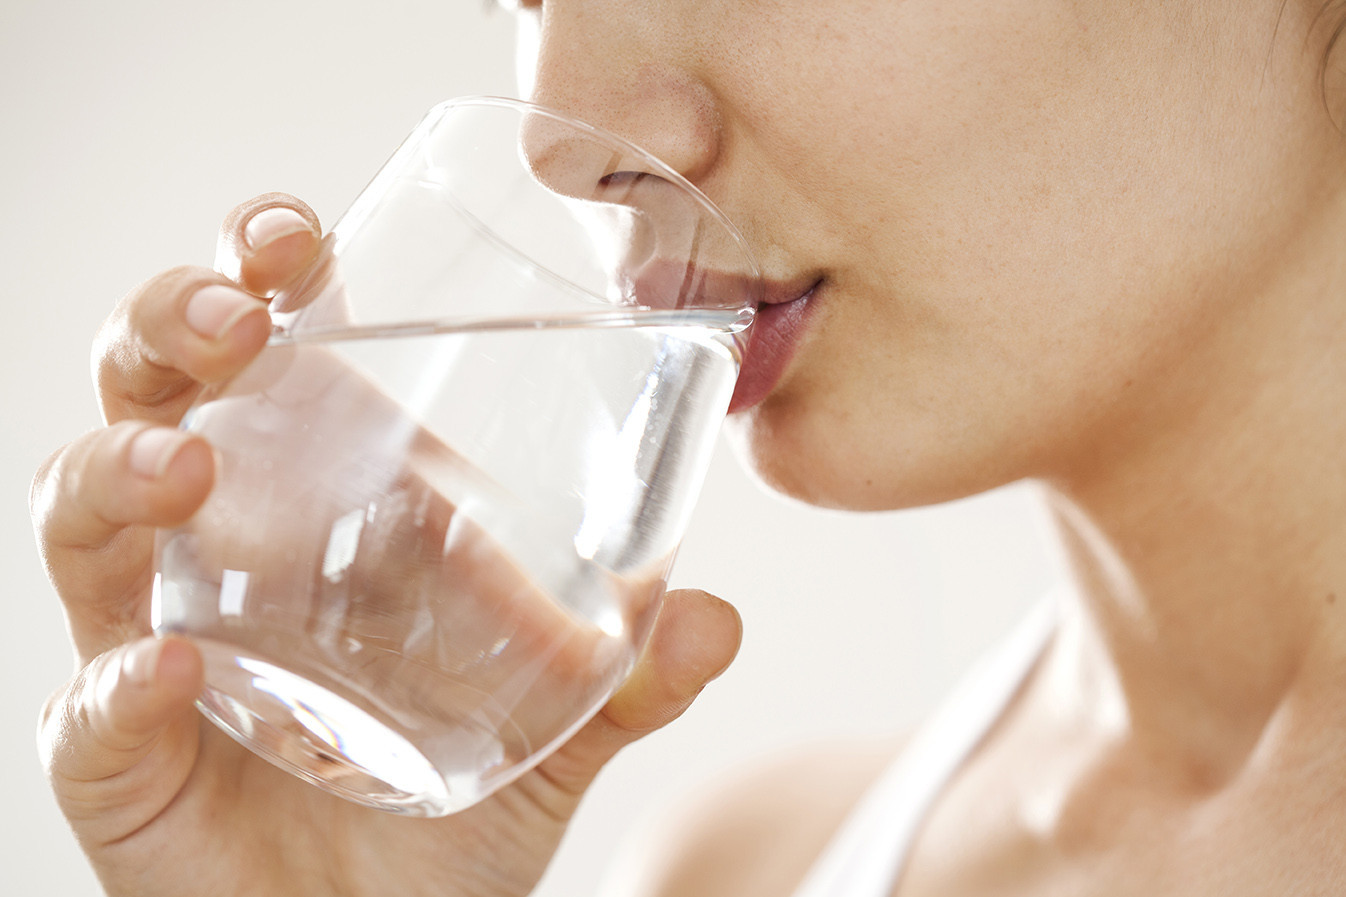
top-left (215, 193), bottom-right (323, 298)
top-left (94, 196), bottom-right (322, 426)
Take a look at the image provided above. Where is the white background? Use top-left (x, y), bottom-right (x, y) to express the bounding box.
top-left (0, 2), bottom-right (1062, 893)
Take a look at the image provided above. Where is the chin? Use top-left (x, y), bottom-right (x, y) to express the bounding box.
top-left (722, 398), bottom-right (895, 511)
top-left (724, 394), bottom-right (1018, 512)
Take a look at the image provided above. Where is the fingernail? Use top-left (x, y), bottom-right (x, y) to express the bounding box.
top-left (122, 639), bottom-right (164, 687)
top-left (243, 206), bottom-right (310, 251)
top-left (186, 284), bottom-right (262, 340)
top-left (128, 428), bottom-right (189, 480)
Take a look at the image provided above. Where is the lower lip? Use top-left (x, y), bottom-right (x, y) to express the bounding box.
top-left (727, 283), bottom-right (819, 414)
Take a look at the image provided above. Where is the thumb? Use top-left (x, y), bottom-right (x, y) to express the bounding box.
top-left (529, 588), bottom-right (741, 803)
top-left (40, 636), bottom-right (205, 845)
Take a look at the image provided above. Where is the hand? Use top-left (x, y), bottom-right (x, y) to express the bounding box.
top-left (30, 194), bottom-right (741, 897)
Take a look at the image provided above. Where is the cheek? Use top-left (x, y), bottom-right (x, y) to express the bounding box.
top-left (722, 301), bottom-right (1047, 512)
top-left (725, 170), bottom-right (1301, 515)
top-left (714, 2), bottom-right (1341, 509)
top-left (722, 310), bottom-right (1132, 512)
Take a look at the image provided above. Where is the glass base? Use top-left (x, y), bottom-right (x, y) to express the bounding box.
top-left (194, 646), bottom-right (457, 817)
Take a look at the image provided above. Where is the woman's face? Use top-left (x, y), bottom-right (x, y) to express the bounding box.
top-left (511, 1), bottom-right (1346, 510)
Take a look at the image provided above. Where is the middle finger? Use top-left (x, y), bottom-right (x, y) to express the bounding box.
top-left (32, 420), bottom-right (216, 664)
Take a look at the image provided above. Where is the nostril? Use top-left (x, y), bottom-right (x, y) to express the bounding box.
top-left (597, 170), bottom-right (652, 189)
top-left (519, 115), bottom-right (626, 201)
top-left (595, 170), bottom-right (676, 209)
top-left (522, 119), bottom-right (674, 212)
top-left (506, 99), bottom-right (757, 313)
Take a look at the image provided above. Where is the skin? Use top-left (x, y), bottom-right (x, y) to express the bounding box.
top-left (539, 2), bottom-right (1346, 894)
top-left (30, 0), bottom-right (1346, 895)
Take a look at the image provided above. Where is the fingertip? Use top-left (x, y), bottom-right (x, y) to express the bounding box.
top-left (243, 205), bottom-right (316, 252)
top-left (145, 635), bottom-right (206, 700)
top-left (239, 227), bottom-right (321, 297)
top-left (123, 425), bottom-right (216, 523)
top-left (171, 282), bottom-right (272, 385)
top-left (184, 284), bottom-right (269, 343)
top-left (128, 423), bottom-right (214, 480)
top-left (46, 638), bottom-right (205, 797)
top-left (221, 293), bottom-right (274, 354)
top-left (109, 636), bottom-right (203, 728)
top-left (705, 597), bottom-right (743, 683)
top-left (157, 439), bottom-right (217, 523)
top-left (600, 590), bottom-right (742, 734)
top-left (128, 426), bottom-right (188, 479)
top-left (160, 432), bottom-right (215, 483)
top-left (657, 589), bottom-right (743, 684)
top-left (218, 197), bottom-right (322, 297)
top-left (524, 592), bottom-right (742, 803)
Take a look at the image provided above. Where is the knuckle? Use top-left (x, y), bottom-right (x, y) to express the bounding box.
top-left (36, 692), bottom-right (63, 775)
top-left (92, 324), bottom-right (140, 414)
top-left (30, 441), bottom-right (71, 524)
top-left (38, 683), bottom-right (66, 743)
top-left (95, 265), bottom-right (199, 369)
top-left (122, 265), bottom-right (214, 343)
top-left (29, 436), bottom-right (95, 559)
top-left (96, 265), bottom-right (223, 416)
top-left (31, 422), bottom-right (146, 556)
top-left (36, 667), bottom-right (89, 775)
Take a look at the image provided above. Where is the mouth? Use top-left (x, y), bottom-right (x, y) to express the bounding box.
top-left (620, 254), bottom-right (821, 414)
top-left (622, 257), bottom-right (761, 313)
top-left (728, 276), bottom-right (822, 414)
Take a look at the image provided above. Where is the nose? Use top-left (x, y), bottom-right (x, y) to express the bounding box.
top-left (512, 4), bottom-right (758, 316)
top-left (521, 1), bottom-right (723, 187)
top-left (516, 103), bottom-right (754, 315)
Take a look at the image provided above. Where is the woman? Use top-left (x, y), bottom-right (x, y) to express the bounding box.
top-left (31, 0), bottom-right (1346, 894)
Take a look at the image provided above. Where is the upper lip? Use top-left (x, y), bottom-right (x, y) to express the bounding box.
top-left (759, 275), bottom-right (824, 306)
top-left (622, 255), bottom-right (821, 312)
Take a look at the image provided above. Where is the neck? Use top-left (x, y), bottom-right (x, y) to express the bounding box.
top-left (1037, 220), bottom-right (1346, 787)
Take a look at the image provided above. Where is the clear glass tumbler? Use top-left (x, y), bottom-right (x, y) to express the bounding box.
top-left (152, 96), bottom-right (760, 816)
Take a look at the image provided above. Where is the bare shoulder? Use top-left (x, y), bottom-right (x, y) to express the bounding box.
top-left (613, 734), bottom-right (906, 897)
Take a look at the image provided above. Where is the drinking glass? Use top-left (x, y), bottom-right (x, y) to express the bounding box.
top-left (152, 96), bottom-right (760, 816)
